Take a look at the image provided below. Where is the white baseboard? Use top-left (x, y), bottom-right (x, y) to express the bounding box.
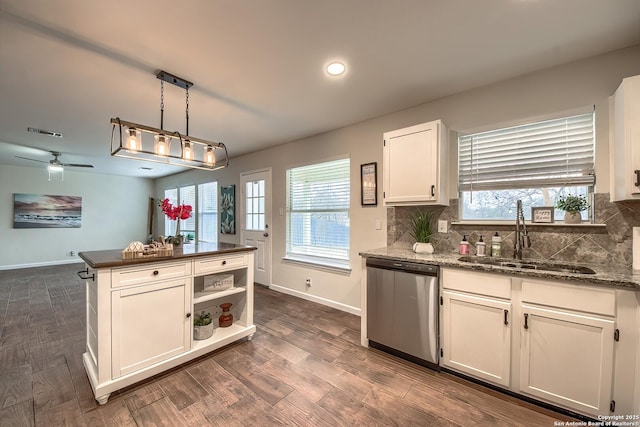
top-left (0, 258), bottom-right (82, 271)
top-left (268, 283), bottom-right (361, 316)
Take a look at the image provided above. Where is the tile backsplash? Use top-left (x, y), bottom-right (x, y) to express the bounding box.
top-left (387, 193), bottom-right (640, 267)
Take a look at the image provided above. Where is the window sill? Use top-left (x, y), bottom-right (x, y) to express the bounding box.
top-left (282, 256), bottom-right (352, 275)
top-left (451, 221), bottom-right (606, 228)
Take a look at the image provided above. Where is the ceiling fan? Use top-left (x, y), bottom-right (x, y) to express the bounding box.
top-left (16, 151), bottom-right (94, 170)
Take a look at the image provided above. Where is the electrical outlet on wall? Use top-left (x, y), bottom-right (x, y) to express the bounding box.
top-left (438, 220), bottom-right (448, 233)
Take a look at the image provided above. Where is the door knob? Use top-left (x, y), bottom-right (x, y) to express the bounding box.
top-left (263, 232), bottom-right (269, 237)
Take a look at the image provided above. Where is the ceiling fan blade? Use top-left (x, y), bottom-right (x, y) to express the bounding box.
top-left (62, 163), bottom-right (94, 168)
top-left (15, 155), bottom-right (48, 164)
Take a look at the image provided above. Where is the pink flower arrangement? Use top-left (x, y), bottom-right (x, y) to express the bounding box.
top-left (157, 198), bottom-right (192, 245)
top-left (158, 198), bottom-right (192, 221)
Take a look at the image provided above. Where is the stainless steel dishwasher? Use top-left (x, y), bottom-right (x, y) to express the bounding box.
top-left (366, 257), bottom-right (439, 369)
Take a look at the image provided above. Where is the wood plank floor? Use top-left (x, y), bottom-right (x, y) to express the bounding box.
top-left (0, 263), bottom-right (575, 426)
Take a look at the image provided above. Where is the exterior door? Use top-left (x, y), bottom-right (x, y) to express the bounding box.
top-left (240, 169), bottom-right (272, 286)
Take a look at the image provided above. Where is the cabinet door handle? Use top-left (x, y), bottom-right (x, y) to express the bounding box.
top-left (186, 312), bottom-right (191, 318)
top-left (222, 260), bottom-right (227, 265)
top-left (431, 185), bottom-right (436, 197)
top-left (524, 313), bottom-right (529, 330)
top-left (153, 270), bottom-right (159, 276)
top-left (504, 309), bottom-right (509, 325)
top-left (635, 170), bottom-right (640, 187)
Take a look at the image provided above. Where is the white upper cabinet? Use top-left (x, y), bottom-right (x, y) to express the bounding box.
top-left (610, 74), bottom-right (640, 202)
top-left (383, 120), bottom-right (449, 206)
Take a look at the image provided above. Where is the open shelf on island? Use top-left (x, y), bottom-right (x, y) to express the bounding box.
top-left (191, 322), bottom-right (254, 351)
top-left (193, 286), bottom-right (246, 304)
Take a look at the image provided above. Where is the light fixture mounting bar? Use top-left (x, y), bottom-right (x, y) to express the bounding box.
top-left (156, 70), bottom-right (193, 90)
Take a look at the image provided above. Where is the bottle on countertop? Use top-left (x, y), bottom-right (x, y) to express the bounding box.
top-left (459, 235), bottom-right (470, 255)
top-left (476, 235), bottom-right (486, 256)
top-left (491, 232), bottom-right (502, 257)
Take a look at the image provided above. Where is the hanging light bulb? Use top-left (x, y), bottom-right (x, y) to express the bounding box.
top-left (183, 140), bottom-right (193, 160)
top-left (127, 128), bottom-right (141, 151)
top-left (204, 145), bottom-right (215, 165)
top-left (154, 134), bottom-right (169, 156)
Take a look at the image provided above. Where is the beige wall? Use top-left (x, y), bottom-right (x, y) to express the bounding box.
top-left (156, 45), bottom-right (640, 312)
top-left (0, 164), bottom-right (154, 269)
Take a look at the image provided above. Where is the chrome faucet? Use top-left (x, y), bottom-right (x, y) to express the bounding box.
top-left (514, 200), bottom-right (531, 260)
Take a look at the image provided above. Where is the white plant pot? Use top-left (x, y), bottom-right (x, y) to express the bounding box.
top-left (564, 211), bottom-right (582, 224)
top-left (193, 322), bottom-right (214, 340)
top-left (413, 242), bottom-right (434, 254)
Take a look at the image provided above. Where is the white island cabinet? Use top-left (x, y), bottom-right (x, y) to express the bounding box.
top-left (79, 243), bottom-right (256, 404)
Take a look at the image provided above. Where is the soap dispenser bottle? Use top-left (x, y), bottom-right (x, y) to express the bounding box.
top-left (491, 232), bottom-right (502, 257)
top-left (476, 235), bottom-right (486, 257)
top-left (459, 235), bottom-right (470, 255)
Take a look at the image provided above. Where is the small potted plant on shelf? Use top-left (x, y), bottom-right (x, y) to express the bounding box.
top-left (556, 194), bottom-right (589, 224)
top-left (408, 210), bottom-right (434, 254)
top-left (193, 311), bottom-right (214, 340)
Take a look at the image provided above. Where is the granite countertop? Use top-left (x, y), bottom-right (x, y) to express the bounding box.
top-left (79, 242), bottom-right (256, 269)
top-left (360, 247), bottom-right (640, 291)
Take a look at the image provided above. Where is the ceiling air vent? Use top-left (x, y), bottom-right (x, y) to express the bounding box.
top-left (27, 127), bottom-right (63, 138)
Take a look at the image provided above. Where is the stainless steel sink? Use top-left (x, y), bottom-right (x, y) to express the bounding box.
top-left (457, 256), bottom-right (596, 275)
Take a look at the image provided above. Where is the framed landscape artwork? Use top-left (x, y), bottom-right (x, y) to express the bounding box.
top-left (13, 193), bottom-right (82, 228)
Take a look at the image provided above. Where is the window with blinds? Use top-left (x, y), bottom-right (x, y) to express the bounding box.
top-left (286, 158), bottom-right (350, 267)
top-left (458, 112), bottom-right (595, 221)
top-left (163, 183), bottom-right (217, 241)
top-left (198, 182), bottom-right (218, 243)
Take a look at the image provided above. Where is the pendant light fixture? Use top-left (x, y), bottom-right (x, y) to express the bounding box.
top-left (110, 70), bottom-right (228, 171)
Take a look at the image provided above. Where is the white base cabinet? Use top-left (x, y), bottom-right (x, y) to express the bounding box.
top-left (82, 249), bottom-right (255, 404)
top-left (440, 268), bottom-right (638, 418)
top-left (442, 290), bottom-right (511, 387)
top-left (519, 304), bottom-right (614, 415)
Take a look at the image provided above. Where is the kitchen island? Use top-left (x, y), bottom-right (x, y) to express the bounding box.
top-left (79, 243), bottom-right (256, 404)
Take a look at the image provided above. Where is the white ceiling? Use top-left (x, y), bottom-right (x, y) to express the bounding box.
top-left (1, 0), bottom-right (639, 178)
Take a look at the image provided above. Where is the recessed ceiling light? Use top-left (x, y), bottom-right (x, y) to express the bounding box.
top-left (326, 62), bottom-right (346, 76)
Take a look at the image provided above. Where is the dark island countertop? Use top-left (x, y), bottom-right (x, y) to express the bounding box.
top-left (360, 247), bottom-right (640, 291)
top-left (79, 242), bottom-right (256, 269)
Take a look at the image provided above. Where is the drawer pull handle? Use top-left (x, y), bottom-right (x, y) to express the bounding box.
top-left (504, 309), bottom-right (509, 326)
top-left (186, 312), bottom-right (191, 318)
top-left (222, 260), bottom-right (227, 265)
top-left (524, 313), bottom-right (529, 330)
top-left (153, 270), bottom-right (159, 275)
top-left (77, 268), bottom-right (95, 281)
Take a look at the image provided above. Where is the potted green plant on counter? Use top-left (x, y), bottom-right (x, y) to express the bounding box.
top-left (556, 194), bottom-right (589, 224)
top-left (408, 210), bottom-right (434, 254)
top-left (193, 311), bottom-right (214, 340)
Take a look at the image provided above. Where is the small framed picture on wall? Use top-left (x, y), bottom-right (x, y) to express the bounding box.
top-left (361, 162), bottom-right (377, 206)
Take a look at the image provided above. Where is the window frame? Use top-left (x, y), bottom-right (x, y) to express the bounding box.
top-left (457, 110), bottom-right (595, 222)
top-left (284, 157), bottom-right (351, 272)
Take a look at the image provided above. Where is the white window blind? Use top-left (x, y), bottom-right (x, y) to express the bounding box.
top-left (180, 185), bottom-right (196, 233)
top-left (286, 158), bottom-right (350, 266)
top-left (198, 182), bottom-right (217, 243)
top-left (458, 112), bottom-right (595, 191)
top-left (163, 188), bottom-right (178, 237)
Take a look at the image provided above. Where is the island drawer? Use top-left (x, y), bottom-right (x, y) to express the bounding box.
top-left (111, 261), bottom-right (192, 288)
top-left (194, 254), bottom-right (248, 275)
